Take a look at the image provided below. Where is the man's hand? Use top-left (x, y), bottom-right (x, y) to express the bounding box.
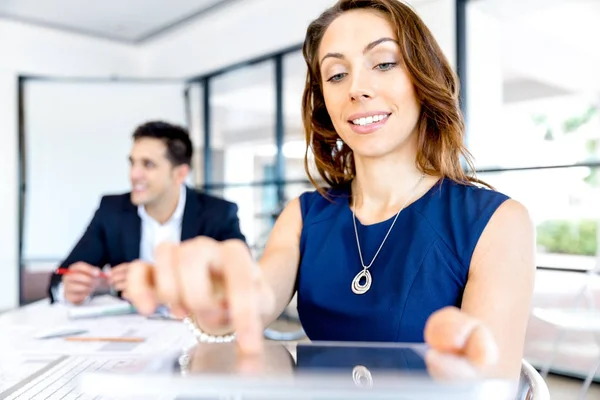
top-left (62, 262), bottom-right (101, 305)
top-left (106, 263), bottom-right (130, 292)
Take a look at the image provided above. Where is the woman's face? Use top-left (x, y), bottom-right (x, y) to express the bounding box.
top-left (318, 9), bottom-right (421, 159)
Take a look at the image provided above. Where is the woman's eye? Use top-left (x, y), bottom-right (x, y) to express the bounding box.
top-left (375, 62), bottom-right (397, 71)
top-left (327, 73), bottom-right (347, 82)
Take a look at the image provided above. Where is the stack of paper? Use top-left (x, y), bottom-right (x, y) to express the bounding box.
top-left (68, 297), bottom-right (136, 319)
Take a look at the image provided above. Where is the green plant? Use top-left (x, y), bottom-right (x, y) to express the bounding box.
top-left (537, 219), bottom-right (597, 256)
top-left (534, 105), bottom-right (599, 181)
top-left (531, 104), bottom-right (599, 258)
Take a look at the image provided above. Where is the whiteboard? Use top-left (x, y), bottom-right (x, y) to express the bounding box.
top-left (22, 80), bottom-right (187, 263)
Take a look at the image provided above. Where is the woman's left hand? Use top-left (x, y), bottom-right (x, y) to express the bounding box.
top-left (423, 306), bottom-right (500, 380)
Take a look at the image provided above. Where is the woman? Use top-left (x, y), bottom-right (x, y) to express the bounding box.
top-left (125, 0), bottom-right (535, 380)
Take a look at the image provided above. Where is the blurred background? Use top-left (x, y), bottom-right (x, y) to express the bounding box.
top-left (0, 0), bottom-right (598, 397)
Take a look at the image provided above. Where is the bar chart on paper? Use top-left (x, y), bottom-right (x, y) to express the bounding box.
top-left (0, 296), bottom-right (195, 399)
top-left (0, 354), bottom-right (172, 400)
top-left (0, 355), bottom-right (63, 398)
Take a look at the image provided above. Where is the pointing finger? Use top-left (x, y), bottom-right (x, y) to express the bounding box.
top-left (221, 240), bottom-right (263, 355)
top-left (124, 260), bottom-right (156, 315)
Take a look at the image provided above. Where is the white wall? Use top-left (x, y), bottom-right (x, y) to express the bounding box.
top-left (0, 20), bottom-right (142, 310)
top-left (140, 0), bottom-right (457, 78)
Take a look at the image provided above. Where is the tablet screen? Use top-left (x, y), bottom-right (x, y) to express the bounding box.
top-left (295, 342), bottom-right (428, 372)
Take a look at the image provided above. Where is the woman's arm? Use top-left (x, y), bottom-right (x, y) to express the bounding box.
top-left (256, 197), bottom-right (304, 327)
top-left (460, 199), bottom-right (536, 379)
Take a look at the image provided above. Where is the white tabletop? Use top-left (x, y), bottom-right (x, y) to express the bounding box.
top-left (0, 296), bottom-right (196, 399)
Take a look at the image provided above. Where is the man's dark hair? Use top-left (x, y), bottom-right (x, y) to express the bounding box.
top-left (132, 121), bottom-right (193, 166)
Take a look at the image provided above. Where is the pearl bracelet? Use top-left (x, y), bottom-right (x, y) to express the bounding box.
top-left (183, 315), bottom-right (236, 343)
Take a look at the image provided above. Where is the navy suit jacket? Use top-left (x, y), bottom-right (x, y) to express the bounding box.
top-left (47, 186), bottom-right (246, 302)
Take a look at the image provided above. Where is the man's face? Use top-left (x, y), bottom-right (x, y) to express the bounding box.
top-left (129, 138), bottom-right (186, 206)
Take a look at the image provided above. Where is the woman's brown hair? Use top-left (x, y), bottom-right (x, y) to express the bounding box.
top-left (301, 0), bottom-right (488, 192)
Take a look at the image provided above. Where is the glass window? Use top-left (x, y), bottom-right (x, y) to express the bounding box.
top-left (466, 1), bottom-right (600, 169)
top-left (209, 61), bottom-right (276, 185)
top-left (207, 181), bottom-right (318, 258)
top-left (185, 81), bottom-right (205, 187)
top-left (206, 184), bottom-right (276, 255)
top-left (283, 51), bottom-right (312, 181)
top-left (479, 167), bottom-right (599, 271)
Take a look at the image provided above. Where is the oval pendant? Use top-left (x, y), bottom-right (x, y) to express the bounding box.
top-left (351, 269), bottom-right (372, 295)
top-left (352, 365), bottom-right (373, 388)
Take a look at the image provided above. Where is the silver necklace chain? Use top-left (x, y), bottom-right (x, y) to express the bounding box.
top-left (351, 174), bottom-right (426, 295)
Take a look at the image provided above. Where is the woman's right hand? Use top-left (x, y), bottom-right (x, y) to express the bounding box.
top-left (124, 237), bottom-right (275, 355)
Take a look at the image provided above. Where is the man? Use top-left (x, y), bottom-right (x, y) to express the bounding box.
top-left (48, 121), bottom-right (245, 304)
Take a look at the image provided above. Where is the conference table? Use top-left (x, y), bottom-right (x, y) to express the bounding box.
top-left (0, 296), bottom-right (521, 399)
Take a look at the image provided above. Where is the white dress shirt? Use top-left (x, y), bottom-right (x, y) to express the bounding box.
top-left (137, 184), bottom-right (186, 264)
top-left (54, 185), bottom-right (187, 303)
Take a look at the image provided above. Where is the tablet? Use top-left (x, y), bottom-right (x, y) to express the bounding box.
top-left (79, 341), bottom-right (517, 399)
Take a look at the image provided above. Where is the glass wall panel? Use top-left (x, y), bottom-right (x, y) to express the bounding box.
top-left (466, 0), bottom-right (600, 169)
top-left (478, 167), bottom-right (600, 271)
top-left (209, 61), bottom-right (276, 184)
top-left (185, 82), bottom-right (205, 187)
top-left (282, 51), bottom-right (312, 181)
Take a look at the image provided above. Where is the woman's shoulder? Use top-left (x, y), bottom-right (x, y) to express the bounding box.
top-left (420, 178), bottom-right (519, 269)
top-left (442, 179), bottom-right (511, 210)
top-left (298, 186), bottom-right (349, 224)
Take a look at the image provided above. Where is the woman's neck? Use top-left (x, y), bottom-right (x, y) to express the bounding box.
top-left (351, 153), bottom-right (438, 225)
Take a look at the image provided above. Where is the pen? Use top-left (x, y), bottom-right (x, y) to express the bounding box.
top-left (36, 328), bottom-right (89, 340)
top-left (64, 336), bottom-right (145, 343)
top-left (55, 268), bottom-right (108, 279)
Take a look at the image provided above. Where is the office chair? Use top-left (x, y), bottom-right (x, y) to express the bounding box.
top-left (517, 359), bottom-right (551, 400)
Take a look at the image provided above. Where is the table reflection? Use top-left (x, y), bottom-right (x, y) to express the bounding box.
top-left (179, 341), bottom-right (490, 383)
top-left (85, 342), bottom-right (518, 399)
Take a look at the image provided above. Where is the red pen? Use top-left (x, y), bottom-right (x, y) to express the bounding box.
top-left (55, 268), bottom-right (108, 279)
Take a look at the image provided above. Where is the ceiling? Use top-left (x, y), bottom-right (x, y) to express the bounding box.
top-left (0, 0), bottom-right (237, 43)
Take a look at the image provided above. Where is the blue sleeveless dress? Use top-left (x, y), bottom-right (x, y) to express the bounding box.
top-left (296, 178), bottom-right (509, 343)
